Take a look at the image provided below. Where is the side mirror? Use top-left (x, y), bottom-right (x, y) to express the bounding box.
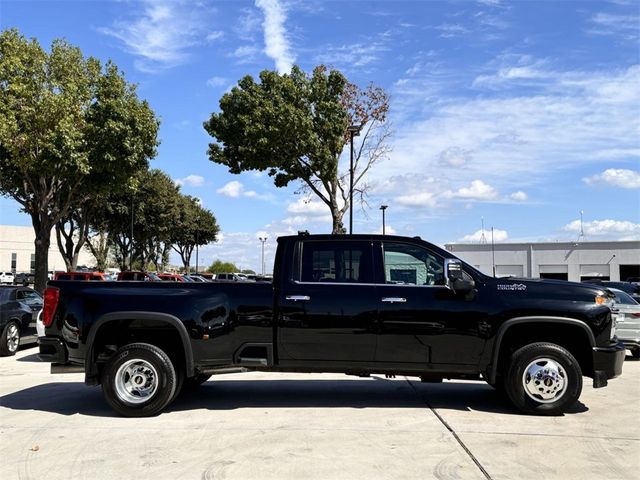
top-left (445, 259), bottom-right (475, 293)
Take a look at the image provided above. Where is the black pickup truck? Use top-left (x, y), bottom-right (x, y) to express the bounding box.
top-left (39, 233), bottom-right (625, 417)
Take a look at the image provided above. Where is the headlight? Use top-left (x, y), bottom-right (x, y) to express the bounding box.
top-left (610, 310), bottom-right (618, 340)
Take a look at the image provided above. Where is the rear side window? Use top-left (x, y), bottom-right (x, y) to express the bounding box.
top-left (297, 241), bottom-right (372, 283)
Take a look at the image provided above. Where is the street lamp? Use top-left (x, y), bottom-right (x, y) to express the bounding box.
top-left (259, 237), bottom-right (267, 276)
top-left (195, 223), bottom-right (199, 274)
top-left (380, 205), bottom-right (388, 235)
top-left (347, 124), bottom-right (361, 235)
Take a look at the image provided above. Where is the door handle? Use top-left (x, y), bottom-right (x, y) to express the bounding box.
top-left (286, 295), bottom-right (311, 302)
top-left (381, 297), bottom-right (407, 303)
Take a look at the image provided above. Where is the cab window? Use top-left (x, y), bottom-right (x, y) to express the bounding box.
top-left (297, 241), bottom-right (373, 283)
top-left (382, 242), bottom-right (445, 286)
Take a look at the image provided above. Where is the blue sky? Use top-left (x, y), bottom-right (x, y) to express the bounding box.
top-left (1, 0), bottom-right (639, 272)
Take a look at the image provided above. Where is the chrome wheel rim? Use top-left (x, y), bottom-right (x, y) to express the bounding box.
top-left (7, 324), bottom-right (19, 352)
top-left (522, 357), bottom-right (568, 404)
top-left (114, 359), bottom-right (159, 404)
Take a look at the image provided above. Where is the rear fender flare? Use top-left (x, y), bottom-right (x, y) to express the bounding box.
top-left (85, 312), bottom-right (194, 380)
top-left (487, 316), bottom-right (595, 384)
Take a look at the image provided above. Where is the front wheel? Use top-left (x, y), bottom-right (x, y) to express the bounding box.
top-left (101, 343), bottom-right (177, 417)
top-left (505, 342), bottom-right (582, 416)
top-left (0, 321), bottom-right (20, 356)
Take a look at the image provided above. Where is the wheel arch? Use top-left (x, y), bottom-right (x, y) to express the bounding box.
top-left (487, 316), bottom-right (595, 384)
top-left (85, 312), bottom-right (194, 383)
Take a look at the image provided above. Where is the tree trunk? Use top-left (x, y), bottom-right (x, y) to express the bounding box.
top-left (86, 231), bottom-right (110, 271)
top-left (330, 206), bottom-right (346, 234)
top-left (55, 216), bottom-right (89, 272)
top-left (32, 216), bottom-right (53, 294)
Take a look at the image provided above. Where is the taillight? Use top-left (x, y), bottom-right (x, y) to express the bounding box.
top-left (631, 313), bottom-right (640, 318)
top-left (43, 287), bottom-right (59, 327)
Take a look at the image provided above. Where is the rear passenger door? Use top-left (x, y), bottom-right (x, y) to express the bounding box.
top-left (278, 239), bottom-right (377, 363)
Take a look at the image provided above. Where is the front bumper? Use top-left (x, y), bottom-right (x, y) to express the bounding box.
top-left (592, 341), bottom-right (625, 388)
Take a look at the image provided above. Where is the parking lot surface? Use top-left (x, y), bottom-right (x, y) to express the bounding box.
top-left (1, 347), bottom-right (639, 480)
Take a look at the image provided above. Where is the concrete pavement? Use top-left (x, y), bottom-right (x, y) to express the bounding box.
top-left (1, 347), bottom-right (638, 480)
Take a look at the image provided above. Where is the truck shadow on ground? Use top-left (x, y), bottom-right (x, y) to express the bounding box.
top-left (0, 377), bottom-right (587, 417)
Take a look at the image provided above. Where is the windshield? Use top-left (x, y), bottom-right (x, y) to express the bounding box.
top-left (613, 289), bottom-right (639, 305)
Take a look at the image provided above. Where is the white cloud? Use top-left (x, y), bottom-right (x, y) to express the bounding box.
top-left (216, 180), bottom-right (266, 199)
top-left (255, 0), bottom-right (295, 73)
top-left (206, 76), bottom-right (228, 88)
top-left (460, 228), bottom-right (508, 242)
top-left (588, 12), bottom-right (640, 41)
top-left (206, 30), bottom-right (224, 42)
top-left (438, 146), bottom-right (471, 167)
top-left (450, 180), bottom-right (499, 200)
top-left (563, 219), bottom-right (640, 239)
top-left (230, 44), bottom-right (261, 62)
top-left (435, 23), bottom-right (471, 38)
top-left (583, 169), bottom-right (640, 189)
top-left (99, 1), bottom-right (210, 72)
top-left (314, 42), bottom-right (390, 69)
top-left (287, 197), bottom-right (329, 216)
top-left (396, 192), bottom-right (439, 208)
top-left (510, 191), bottom-right (528, 201)
top-left (175, 174), bottom-right (205, 187)
top-left (379, 64), bottom-right (640, 197)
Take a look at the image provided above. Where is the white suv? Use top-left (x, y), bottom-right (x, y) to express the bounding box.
top-left (0, 272), bottom-right (15, 284)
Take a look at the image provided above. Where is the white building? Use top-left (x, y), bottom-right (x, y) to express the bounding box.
top-left (445, 240), bottom-right (640, 282)
top-left (0, 225), bottom-right (96, 274)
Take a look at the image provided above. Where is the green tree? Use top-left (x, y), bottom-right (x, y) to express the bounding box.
top-left (100, 169), bottom-right (180, 271)
top-left (204, 65), bottom-right (390, 234)
top-left (0, 29), bottom-right (159, 291)
top-left (171, 195), bottom-right (220, 273)
top-left (207, 260), bottom-right (238, 274)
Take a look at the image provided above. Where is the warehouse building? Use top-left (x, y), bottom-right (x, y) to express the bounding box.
top-left (445, 240), bottom-right (640, 282)
top-left (0, 225), bottom-right (96, 274)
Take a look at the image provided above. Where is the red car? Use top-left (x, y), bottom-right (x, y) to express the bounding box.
top-left (54, 271), bottom-right (111, 281)
top-left (117, 271), bottom-right (161, 282)
top-left (157, 273), bottom-right (187, 282)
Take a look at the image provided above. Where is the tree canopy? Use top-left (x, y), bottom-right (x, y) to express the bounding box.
top-left (204, 65), bottom-right (390, 234)
top-left (0, 29), bottom-right (159, 290)
top-left (171, 195), bottom-right (220, 272)
top-left (207, 260), bottom-right (239, 274)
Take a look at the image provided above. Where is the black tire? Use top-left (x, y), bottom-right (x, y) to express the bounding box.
top-left (101, 343), bottom-right (177, 417)
top-left (0, 321), bottom-right (20, 356)
top-left (168, 363), bottom-right (185, 405)
top-left (505, 342), bottom-right (582, 416)
top-left (632, 348), bottom-right (640, 359)
top-left (184, 373), bottom-right (212, 389)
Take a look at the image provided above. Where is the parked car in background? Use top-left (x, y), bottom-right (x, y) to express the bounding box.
top-left (0, 286), bottom-right (42, 355)
top-left (183, 275), bottom-right (208, 283)
top-left (215, 272), bottom-right (246, 281)
top-left (0, 272), bottom-right (15, 285)
top-left (157, 273), bottom-right (187, 282)
top-left (600, 282), bottom-right (640, 301)
top-left (610, 288), bottom-right (640, 359)
top-left (199, 273), bottom-right (216, 280)
top-left (54, 271), bottom-right (112, 281)
top-left (13, 272), bottom-right (35, 285)
top-left (117, 271), bottom-right (161, 282)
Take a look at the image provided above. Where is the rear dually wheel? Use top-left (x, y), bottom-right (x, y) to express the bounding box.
top-left (101, 343), bottom-right (177, 417)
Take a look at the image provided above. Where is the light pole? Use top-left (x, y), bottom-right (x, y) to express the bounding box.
top-left (259, 237), bottom-right (267, 276)
top-left (195, 223), bottom-right (199, 274)
top-left (347, 124), bottom-right (361, 235)
top-left (380, 205), bottom-right (388, 235)
top-left (130, 196), bottom-right (134, 271)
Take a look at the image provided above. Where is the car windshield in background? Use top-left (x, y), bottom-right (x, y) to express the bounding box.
top-left (612, 289), bottom-right (639, 305)
top-left (19, 290), bottom-right (42, 306)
